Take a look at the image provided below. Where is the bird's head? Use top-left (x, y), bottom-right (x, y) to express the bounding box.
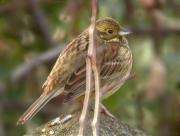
top-left (96, 17), bottom-right (131, 45)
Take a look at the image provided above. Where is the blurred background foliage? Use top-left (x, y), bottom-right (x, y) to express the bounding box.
top-left (0, 0), bottom-right (180, 135)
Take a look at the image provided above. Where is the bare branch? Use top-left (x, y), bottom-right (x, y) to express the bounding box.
top-left (89, 1), bottom-right (100, 136)
top-left (78, 0), bottom-right (99, 135)
top-left (78, 58), bottom-right (92, 136)
top-left (91, 65), bottom-right (100, 136)
top-left (11, 46), bottom-right (64, 82)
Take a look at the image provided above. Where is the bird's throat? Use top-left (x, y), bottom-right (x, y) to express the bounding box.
top-left (106, 37), bottom-right (120, 43)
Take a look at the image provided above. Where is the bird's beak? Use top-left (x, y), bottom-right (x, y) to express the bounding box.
top-left (119, 28), bottom-right (132, 36)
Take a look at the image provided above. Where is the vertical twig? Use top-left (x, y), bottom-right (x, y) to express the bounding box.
top-left (91, 65), bottom-right (100, 136)
top-left (88, 0), bottom-right (100, 135)
top-left (78, 58), bottom-right (92, 136)
top-left (78, 0), bottom-right (99, 136)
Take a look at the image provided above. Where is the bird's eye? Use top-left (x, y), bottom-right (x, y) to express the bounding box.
top-left (107, 29), bottom-right (113, 34)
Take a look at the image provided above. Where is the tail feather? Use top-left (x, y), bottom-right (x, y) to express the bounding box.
top-left (17, 89), bottom-right (63, 125)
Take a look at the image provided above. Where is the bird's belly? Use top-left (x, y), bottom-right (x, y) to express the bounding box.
top-left (100, 45), bottom-right (132, 84)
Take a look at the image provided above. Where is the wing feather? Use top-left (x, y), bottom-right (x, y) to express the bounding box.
top-left (42, 30), bottom-right (88, 94)
top-left (64, 44), bottom-right (132, 102)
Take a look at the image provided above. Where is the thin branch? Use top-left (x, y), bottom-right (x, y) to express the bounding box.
top-left (78, 0), bottom-right (98, 136)
top-left (78, 59), bottom-right (92, 136)
top-left (92, 65), bottom-right (100, 136)
top-left (89, 0), bottom-right (99, 136)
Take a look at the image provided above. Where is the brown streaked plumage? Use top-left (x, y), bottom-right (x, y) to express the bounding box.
top-left (17, 17), bottom-right (133, 125)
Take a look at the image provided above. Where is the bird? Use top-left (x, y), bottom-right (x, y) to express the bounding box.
top-left (17, 17), bottom-right (133, 125)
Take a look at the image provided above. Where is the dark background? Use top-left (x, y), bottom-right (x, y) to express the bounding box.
top-left (0, 0), bottom-right (180, 135)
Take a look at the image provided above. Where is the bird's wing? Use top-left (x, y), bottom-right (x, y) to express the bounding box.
top-left (64, 44), bottom-right (132, 102)
top-left (63, 65), bottom-right (86, 102)
top-left (42, 30), bottom-right (89, 95)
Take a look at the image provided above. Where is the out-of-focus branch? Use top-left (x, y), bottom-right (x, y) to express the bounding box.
top-left (124, 0), bottom-right (134, 21)
top-left (0, 0), bottom-right (51, 15)
top-left (28, 0), bottom-right (57, 48)
top-left (132, 27), bottom-right (180, 36)
top-left (11, 46), bottom-right (64, 82)
top-left (167, 0), bottom-right (180, 15)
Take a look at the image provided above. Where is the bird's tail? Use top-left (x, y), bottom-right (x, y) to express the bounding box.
top-left (17, 88), bottom-right (63, 125)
